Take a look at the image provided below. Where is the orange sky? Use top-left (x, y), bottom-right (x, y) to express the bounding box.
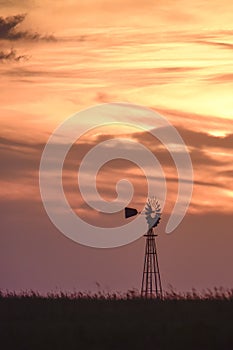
top-left (0, 0), bottom-right (233, 293)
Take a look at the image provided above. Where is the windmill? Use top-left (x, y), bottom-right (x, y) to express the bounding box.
top-left (124, 197), bottom-right (163, 298)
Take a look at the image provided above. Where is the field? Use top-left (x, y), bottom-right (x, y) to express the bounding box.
top-left (1, 290), bottom-right (233, 350)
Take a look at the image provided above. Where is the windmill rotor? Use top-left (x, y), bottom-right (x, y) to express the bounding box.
top-left (145, 196), bottom-right (161, 229)
top-left (124, 196), bottom-right (161, 229)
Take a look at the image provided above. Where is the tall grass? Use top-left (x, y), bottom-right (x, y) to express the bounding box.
top-left (1, 287), bottom-right (233, 350)
top-left (0, 286), bottom-right (233, 300)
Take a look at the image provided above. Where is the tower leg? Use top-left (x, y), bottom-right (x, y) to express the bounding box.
top-left (141, 228), bottom-right (163, 298)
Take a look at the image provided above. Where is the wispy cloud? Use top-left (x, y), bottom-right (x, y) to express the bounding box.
top-left (0, 13), bottom-right (56, 41)
top-left (0, 48), bottom-right (28, 62)
top-left (194, 40), bottom-right (233, 50)
top-left (206, 73), bottom-right (233, 84)
top-left (0, 13), bottom-right (56, 63)
top-left (98, 126), bottom-right (233, 151)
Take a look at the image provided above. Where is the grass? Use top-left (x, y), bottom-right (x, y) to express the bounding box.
top-left (0, 288), bottom-right (233, 350)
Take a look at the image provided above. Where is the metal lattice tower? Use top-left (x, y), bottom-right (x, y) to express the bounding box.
top-left (141, 227), bottom-right (162, 298)
top-left (124, 196), bottom-right (163, 299)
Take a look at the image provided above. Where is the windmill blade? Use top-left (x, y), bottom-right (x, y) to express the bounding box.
top-left (145, 201), bottom-right (153, 214)
top-left (146, 213), bottom-right (161, 228)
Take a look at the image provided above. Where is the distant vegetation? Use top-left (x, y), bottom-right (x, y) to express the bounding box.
top-left (1, 288), bottom-right (233, 349)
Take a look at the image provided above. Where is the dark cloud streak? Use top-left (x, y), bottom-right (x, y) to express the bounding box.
top-left (1, 130), bottom-right (232, 184)
top-left (0, 48), bottom-right (28, 62)
top-left (122, 126), bottom-right (233, 151)
top-left (194, 40), bottom-right (233, 50)
top-left (205, 73), bottom-right (233, 84)
top-left (0, 13), bottom-right (56, 63)
top-left (0, 13), bottom-right (56, 41)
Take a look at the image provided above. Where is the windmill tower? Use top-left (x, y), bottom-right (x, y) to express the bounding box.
top-left (125, 197), bottom-right (163, 299)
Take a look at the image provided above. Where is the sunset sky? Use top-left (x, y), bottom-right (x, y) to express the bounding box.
top-left (0, 0), bottom-right (233, 293)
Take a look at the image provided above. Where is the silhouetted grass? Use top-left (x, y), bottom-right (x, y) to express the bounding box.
top-left (0, 288), bottom-right (233, 349)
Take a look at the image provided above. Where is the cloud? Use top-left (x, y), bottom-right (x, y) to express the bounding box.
top-left (153, 107), bottom-right (233, 134)
top-left (0, 130), bottom-right (232, 224)
top-left (116, 125), bottom-right (233, 152)
top-left (0, 0), bottom-right (33, 6)
top-left (0, 136), bottom-right (43, 181)
top-left (1, 128), bottom-right (232, 187)
top-left (0, 13), bottom-right (56, 41)
top-left (95, 92), bottom-right (113, 103)
top-left (206, 73), bottom-right (233, 84)
top-left (0, 13), bottom-right (55, 63)
top-left (0, 48), bottom-right (28, 62)
top-left (195, 40), bottom-right (233, 50)
top-left (217, 170), bottom-right (233, 178)
top-left (0, 135), bottom-right (39, 148)
top-left (176, 127), bottom-right (233, 150)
